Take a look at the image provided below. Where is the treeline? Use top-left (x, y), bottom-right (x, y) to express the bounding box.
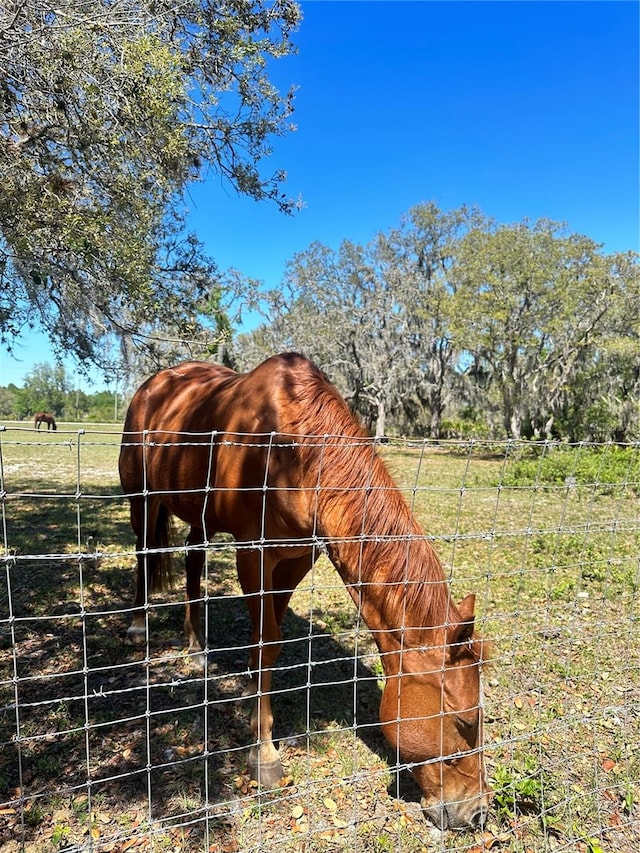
top-left (0, 363), bottom-right (121, 423)
top-left (234, 202), bottom-right (640, 442)
top-left (4, 203), bottom-right (638, 442)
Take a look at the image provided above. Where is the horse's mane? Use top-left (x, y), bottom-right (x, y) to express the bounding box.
top-left (273, 354), bottom-right (460, 634)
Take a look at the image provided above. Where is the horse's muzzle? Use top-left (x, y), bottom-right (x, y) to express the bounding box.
top-left (421, 794), bottom-right (490, 831)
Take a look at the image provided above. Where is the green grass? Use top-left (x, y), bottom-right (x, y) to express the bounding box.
top-left (0, 429), bottom-right (638, 852)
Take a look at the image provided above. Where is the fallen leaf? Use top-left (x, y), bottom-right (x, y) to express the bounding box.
top-left (601, 758), bottom-right (616, 772)
top-left (290, 805), bottom-right (304, 820)
top-left (469, 831), bottom-right (511, 851)
top-left (323, 797), bottom-right (337, 812)
top-left (119, 838), bottom-right (146, 853)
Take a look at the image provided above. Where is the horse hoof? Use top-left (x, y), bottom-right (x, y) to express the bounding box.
top-left (248, 757), bottom-right (284, 789)
top-left (186, 649), bottom-right (208, 670)
top-left (125, 626), bottom-right (147, 645)
top-left (241, 677), bottom-right (258, 699)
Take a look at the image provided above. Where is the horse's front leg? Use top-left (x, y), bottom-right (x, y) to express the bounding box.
top-left (184, 527), bottom-right (206, 665)
top-left (245, 668), bottom-right (281, 787)
top-left (237, 550), bottom-right (283, 788)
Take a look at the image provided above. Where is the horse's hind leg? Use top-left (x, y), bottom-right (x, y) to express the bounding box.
top-left (184, 526), bottom-right (206, 662)
top-left (127, 560), bottom-right (150, 644)
top-left (126, 495), bottom-right (161, 644)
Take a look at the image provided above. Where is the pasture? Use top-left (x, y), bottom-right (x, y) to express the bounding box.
top-left (0, 423), bottom-right (638, 852)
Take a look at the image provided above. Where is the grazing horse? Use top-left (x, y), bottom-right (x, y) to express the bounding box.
top-left (118, 353), bottom-right (490, 830)
top-left (34, 411), bottom-right (57, 430)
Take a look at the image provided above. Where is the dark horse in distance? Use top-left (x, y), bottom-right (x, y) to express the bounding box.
top-left (34, 411), bottom-right (57, 430)
top-left (118, 353), bottom-right (490, 830)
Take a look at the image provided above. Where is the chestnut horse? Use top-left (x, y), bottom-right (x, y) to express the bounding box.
top-left (118, 353), bottom-right (490, 830)
top-left (34, 411), bottom-right (57, 430)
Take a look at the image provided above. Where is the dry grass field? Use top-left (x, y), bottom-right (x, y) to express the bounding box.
top-left (0, 423), bottom-right (638, 852)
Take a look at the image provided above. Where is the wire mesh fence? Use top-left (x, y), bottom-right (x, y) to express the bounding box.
top-left (0, 423), bottom-right (638, 853)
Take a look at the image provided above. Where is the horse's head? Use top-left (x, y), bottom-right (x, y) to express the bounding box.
top-left (379, 594), bottom-right (490, 830)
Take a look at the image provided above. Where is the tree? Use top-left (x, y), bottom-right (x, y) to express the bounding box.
top-left (378, 202), bottom-right (481, 437)
top-left (15, 362), bottom-right (71, 418)
top-left (238, 202), bottom-right (478, 438)
top-left (236, 238), bottom-right (407, 435)
top-left (452, 220), bottom-right (640, 439)
top-left (0, 384), bottom-right (18, 417)
top-left (543, 249), bottom-right (640, 440)
top-left (0, 0), bottom-right (300, 373)
top-left (452, 219), bottom-right (562, 438)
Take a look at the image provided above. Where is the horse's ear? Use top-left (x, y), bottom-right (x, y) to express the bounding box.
top-left (447, 594), bottom-right (476, 655)
top-left (457, 593), bottom-right (475, 624)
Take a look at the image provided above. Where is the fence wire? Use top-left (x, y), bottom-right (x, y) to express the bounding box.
top-left (0, 424), bottom-right (638, 853)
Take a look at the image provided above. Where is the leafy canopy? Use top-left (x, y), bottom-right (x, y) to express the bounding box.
top-left (0, 0), bottom-right (301, 374)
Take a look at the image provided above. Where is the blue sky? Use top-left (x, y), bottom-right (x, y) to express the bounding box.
top-left (2, 0), bottom-right (638, 390)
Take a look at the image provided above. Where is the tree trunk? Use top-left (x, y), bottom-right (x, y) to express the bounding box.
top-left (375, 398), bottom-right (386, 438)
top-left (509, 409), bottom-right (523, 440)
top-left (430, 406), bottom-right (441, 440)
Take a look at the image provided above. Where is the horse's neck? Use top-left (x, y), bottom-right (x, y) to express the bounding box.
top-left (321, 505), bottom-right (452, 665)
top-left (298, 439), bottom-right (453, 657)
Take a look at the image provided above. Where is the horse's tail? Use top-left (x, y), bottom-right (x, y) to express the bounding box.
top-left (150, 502), bottom-right (174, 593)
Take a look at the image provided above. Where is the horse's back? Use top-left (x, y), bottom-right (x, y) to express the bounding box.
top-left (121, 362), bottom-right (236, 433)
top-left (118, 355), bottom-right (326, 529)
top-left (121, 353), bottom-right (330, 437)
top-left (119, 361), bottom-right (236, 495)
